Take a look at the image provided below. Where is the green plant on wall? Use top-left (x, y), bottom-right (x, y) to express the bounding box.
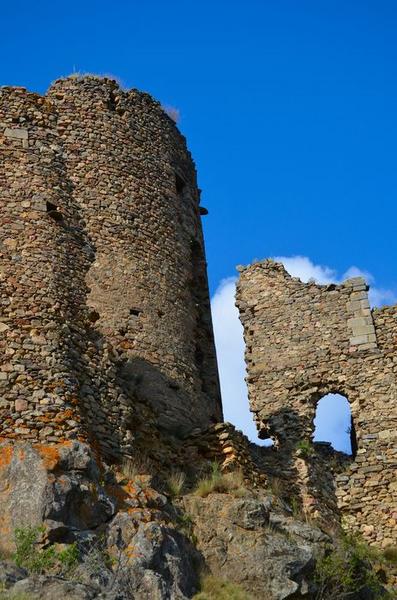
top-left (296, 439), bottom-right (314, 458)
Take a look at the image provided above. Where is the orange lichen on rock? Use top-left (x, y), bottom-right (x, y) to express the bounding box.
top-left (35, 445), bottom-right (61, 471)
top-left (0, 446), bottom-right (14, 469)
top-left (127, 507), bottom-right (153, 523)
top-left (33, 442), bottom-right (72, 471)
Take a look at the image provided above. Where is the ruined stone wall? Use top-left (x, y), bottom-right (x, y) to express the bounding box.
top-left (236, 260), bottom-right (397, 546)
top-left (0, 77), bottom-right (222, 458)
top-left (0, 87), bottom-right (89, 444)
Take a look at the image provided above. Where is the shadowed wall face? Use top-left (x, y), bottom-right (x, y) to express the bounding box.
top-left (236, 260), bottom-right (397, 546)
top-left (0, 78), bottom-right (222, 456)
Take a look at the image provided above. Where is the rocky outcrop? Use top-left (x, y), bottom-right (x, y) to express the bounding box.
top-left (0, 440), bottom-right (200, 599)
top-left (12, 576), bottom-right (99, 600)
top-left (0, 440), bottom-right (393, 599)
top-left (0, 441), bottom-right (115, 552)
top-left (183, 493), bottom-right (329, 600)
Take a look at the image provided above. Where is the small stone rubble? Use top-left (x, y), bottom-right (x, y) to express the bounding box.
top-left (186, 422), bottom-right (267, 487)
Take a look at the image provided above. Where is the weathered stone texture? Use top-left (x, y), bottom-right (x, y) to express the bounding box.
top-left (0, 77), bottom-right (222, 458)
top-left (236, 259), bottom-right (397, 546)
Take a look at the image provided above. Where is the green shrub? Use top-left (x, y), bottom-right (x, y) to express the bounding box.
top-left (315, 533), bottom-right (388, 599)
top-left (296, 439), bottom-right (314, 458)
top-left (13, 526), bottom-right (79, 576)
top-left (193, 575), bottom-right (253, 599)
top-left (58, 542), bottom-right (79, 574)
top-left (13, 526), bottom-right (56, 574)
top-left (289, 496), bottom-right (302, 518)
top-left (383, 545), bottom-right (397, 565)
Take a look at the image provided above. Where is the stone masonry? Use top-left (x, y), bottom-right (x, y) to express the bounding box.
top-left (236, 259), bottom-right (397, 546)
top-left (0, 76), bottom-right (222, 459)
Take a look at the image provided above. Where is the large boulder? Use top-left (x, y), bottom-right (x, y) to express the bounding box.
top-left (183, 493), bottom-right (329, 600)
top-left (103, 512), bottom-right (201, 599)
top-left (0, 441), bottom-right (116, 552)
top-left (12, 575), bottom-right (99, 599)
top-left (0, 440), bottom-right (201, 599)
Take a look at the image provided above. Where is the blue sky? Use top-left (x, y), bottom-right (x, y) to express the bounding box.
top-left (2, 1), bottom-right (396, 452)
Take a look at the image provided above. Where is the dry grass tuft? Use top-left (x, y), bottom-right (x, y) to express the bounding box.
top-left (268, 476), bottom-right (286, 498)
top-left (193, 575), bottom-right (253, 599)
top-left (120, 454), bottom-right (152, 480)
top-left (194, 463), bottom-right (246, 498)
top-left (167, 471), bottom-right (186, 498)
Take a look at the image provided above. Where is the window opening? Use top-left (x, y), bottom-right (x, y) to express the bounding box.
top-left (46, 201), bottom-right (63, 222)
top-left (175, 173), bottom-right (185, 194)
top-left (313, 393), bottom-right (356, 456)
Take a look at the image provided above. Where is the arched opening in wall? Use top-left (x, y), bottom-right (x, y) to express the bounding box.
top-left (313, 394), bottom-right (357, 457)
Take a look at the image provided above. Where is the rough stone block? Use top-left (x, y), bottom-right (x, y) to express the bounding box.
top-left (344, 277), bottom-right (366, 287)
top-left (4, 127), bottom-right (28, 140)
top-left (349, 335), bottom-right (370, 345)
top-left (352, 325), bottom-right (376, 336)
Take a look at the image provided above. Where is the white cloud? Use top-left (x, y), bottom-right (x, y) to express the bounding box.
top-left (212, 277), bottom-right (262, 443)
top-left (162, 105), bottom-right (180, 123)
top-left (273, 255), bottom-right (337, 284)
top-left (211, 256), bottom-right (396, 447)
top-left (342, 266), bottom-right (374, 283)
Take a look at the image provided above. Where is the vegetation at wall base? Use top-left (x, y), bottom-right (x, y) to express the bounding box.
top-left (315, 533), bottom-right (395, 599)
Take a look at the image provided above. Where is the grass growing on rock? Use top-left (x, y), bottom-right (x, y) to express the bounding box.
top-left (120, 455), bottom-right (152, 480)
top-left (194, 463), bottom-right (246, 498)
top-left (193, 575), bottom-right (253, 599)
top-left (167, 471), bottom-right (186, 498)
top-left (0, 590), bottom-right (36, 600)
top-left (383, 545), bottom-right (397, 565)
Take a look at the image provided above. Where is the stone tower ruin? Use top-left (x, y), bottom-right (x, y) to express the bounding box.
top-left (236, 260), bottom-right (397, 546)
top-left (0, 76), bottom-right (222, 458)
